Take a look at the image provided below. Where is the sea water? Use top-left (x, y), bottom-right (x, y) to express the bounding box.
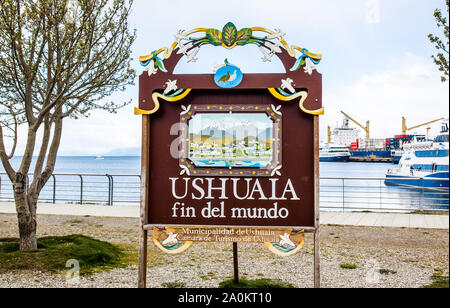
top-left (1, 157), bottom-right (448, 211)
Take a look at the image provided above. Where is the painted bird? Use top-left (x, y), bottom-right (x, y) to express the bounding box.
top-left (228, 70), bottom-right (238, 82)
top-left (218, 71), bottom-right (231, 83)
top-left (162, 232), bottom-right (178, 247)
top-left (279, 233), bottom-right (296, 249)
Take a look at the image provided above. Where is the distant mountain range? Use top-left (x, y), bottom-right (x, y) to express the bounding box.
top-left (100, 147), bottom-right (141, 156)
top-left (197, 125), bottom-right (272, 140)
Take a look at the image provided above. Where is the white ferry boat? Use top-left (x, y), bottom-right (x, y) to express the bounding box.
top-left (385, 120), bottom-right (449, 191)
top-left (320, 143), bottom-right (350, 162)
top-left (391, 149), bottom-right (404, 164)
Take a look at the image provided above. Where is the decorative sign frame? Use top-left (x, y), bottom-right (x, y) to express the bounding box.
top-left (179, 104), bottom-right (282, 177)
top-left (136, 22), bottom-right (323, 288)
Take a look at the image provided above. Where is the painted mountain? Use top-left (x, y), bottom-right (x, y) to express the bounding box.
top-left (198, 126), bottom-right (233, 139)
top-left (197, 125), bottom-right (272, 140)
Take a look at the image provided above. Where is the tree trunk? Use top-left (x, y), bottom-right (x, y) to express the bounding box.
top-left (17, 210), bottom-right (37, 251)
top-left (14, 173), bottom-right (37, 251)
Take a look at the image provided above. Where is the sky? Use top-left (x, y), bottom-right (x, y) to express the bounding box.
top-left (5, 0), bottom-right (450, 156)
top-left (190, 113), bottom-right (273, 134)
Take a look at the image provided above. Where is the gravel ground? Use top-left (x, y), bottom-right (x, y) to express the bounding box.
top-left (0, 213), bottom-right (448, 288)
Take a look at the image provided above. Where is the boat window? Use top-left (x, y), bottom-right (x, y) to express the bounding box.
top-left (415, 150), bottom-right (449, 158)
top-left (435, 134), bottom-right (449, 142)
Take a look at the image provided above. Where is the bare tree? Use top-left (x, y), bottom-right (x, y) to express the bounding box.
top-left (0, 0), bottom-right (136, 250)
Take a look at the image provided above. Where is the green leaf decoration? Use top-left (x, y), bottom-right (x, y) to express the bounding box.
top-left (222, 22), bottom-right (237, 47)
top-left (235, 28), bottom-right (252, 46)
top-left (206, 28), bottom-right (223, 46)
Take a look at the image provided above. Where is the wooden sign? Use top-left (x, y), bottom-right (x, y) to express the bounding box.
top-left (136, 22), bottom-right (323, 288)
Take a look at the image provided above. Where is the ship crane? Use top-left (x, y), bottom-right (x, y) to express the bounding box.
top-left (340, 111), bottom-right (370, 140)
top-left (401, 117), bottom-right (444, 135)
top-left (327, 126), bottom-right (332, 143)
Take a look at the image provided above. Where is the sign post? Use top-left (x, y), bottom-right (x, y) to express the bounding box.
top-left (136, 23), bottom-right (324, 288)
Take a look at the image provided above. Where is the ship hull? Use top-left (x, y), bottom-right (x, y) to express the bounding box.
top-left (320, 156), bottom-right (350, 162)
top-left (392, 155), bottom-right (402, 164)
top-left (350, 150), bottom-right (392, 158)
top-left (385, 172), bottom-right (449, 191)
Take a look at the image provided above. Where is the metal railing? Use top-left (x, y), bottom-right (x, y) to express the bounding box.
top-left (0, 173), bottom-right (448, 212)
top-left (0, 173), bottom-right (140, 206)
top-left (320, 177), bottom-right (448, 212)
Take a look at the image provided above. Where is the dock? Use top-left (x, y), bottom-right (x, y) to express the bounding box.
top-left (349, 156), bottom-right (392, 163)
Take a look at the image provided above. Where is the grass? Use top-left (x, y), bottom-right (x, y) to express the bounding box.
top-left (219, 278), bottom-right (294, 289)
top-left (422, 275), bottom-right (449, 288)
top-left (0, 235), bottom-right (126, 275)
top-left (378, 269), bottom-right (397, 275)
top-left (161, 282), bottom-right (186, 288)
top-left (410, 210), bottom-right (448, 216)
top-left (340, 263), bottom-right (357, 269)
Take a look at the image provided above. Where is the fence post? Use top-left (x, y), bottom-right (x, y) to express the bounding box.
top-left (342, 178), bottom-right (345, 212)
top-left (106, 175), bottom-right (114, 206)
top-left (110, 175), bottom-right (114, 206)
top-left (52, 175), bottom-right (56, 204)
top-left (379, 179), bottom-right (382, 211)
top-left (419, 189), bottom-right (423, 211)
top-left (106, 175), bottom-right (111, 205)
top-left (79, 175), bottom-right (84, 205)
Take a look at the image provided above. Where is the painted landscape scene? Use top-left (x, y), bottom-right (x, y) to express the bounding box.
top-left (188, 113), bottom-right (276, 168)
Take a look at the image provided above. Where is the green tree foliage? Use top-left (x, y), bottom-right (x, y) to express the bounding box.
top-left (0, 0), bottom-right (135, 250)
top-left (428, 0), bottom-right (449, 82)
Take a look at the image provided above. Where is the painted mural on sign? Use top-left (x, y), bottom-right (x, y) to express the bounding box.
top-left (188, 113), bottom-right (274, 168)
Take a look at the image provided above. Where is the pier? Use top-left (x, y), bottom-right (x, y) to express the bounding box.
top-left (349, 157), bottom-right (392, 163)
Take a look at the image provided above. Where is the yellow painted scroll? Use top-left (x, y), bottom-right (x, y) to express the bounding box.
top-left (268, 88), bottom-right (324, 115)
top-left (134, 89), bottom-right (192, 115)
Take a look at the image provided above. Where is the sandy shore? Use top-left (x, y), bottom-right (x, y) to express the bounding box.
top-left (0, 213), bottom-right (448, 288)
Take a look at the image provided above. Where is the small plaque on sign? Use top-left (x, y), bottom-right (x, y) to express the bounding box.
top-left (153, 226), bottom-right (305, 256)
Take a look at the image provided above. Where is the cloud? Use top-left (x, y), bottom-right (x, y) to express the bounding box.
top-left (3, 1), bottom-right (447, 159)
top-left (58, 104), bottom-right (141, 156)
top-left (365, 0), bottom-right (381, 24)
top-left (322, 52), bottom-right (449, 140)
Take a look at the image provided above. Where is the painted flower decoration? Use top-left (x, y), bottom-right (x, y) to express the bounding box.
top-left (290, 49), bottom-right (321, 73)
top-left (303, 58), bottom-right (316, 75)
top-left (139, 23), bottom-right (322, 78)
top-left (140, 50), bottom-right (167, 76)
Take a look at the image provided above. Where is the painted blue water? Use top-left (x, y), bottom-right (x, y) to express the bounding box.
top-left (194, 160), bottom-right (268, 168)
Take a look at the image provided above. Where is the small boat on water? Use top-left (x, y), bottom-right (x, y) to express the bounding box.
top-left (319, 143), bottom-right (350, 162)
top-left (385, 120), bottom-right (449, 191)
top-left (95, 155), bottom-right (105, 160)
